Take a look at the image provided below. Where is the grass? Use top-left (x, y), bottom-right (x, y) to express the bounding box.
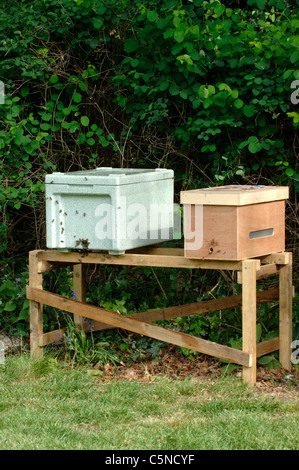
top-left (0, 354), bottom-right (298, 450)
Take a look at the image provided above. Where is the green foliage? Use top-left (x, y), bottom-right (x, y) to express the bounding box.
top-left (258, 354), bottom-right (282, 370)
top-left (62, 315), bottom-right (120, 368)
top-left (114, 0), bottom-right (299, 187)
top-left (0, 272), bottom-right (29, 336)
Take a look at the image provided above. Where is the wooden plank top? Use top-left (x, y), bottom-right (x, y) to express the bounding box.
top-left (180, 185), bottom-right (289, 206)
top-left (36, 248), bottom-right (244, 270)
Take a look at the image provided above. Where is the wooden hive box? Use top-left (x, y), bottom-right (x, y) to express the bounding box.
top-left (180, 185), bottom-right (289, 260)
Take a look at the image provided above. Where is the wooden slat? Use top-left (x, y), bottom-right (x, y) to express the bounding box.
top-left (237, 263), bottom-right (279, 283)
top-left (242, 260), bottom-right (258, 385)
top-left (279, 253), bottom-right (293, 371)
top-left (38, 261), bottom-right (68, 273)
top-left (26, 286), bottom-right (251, 366)
top-left (41, 287), bottom-right (280, 346)
top-left (180, 186), bottom-right (289, 206)
top-left (38, 249), bottom-right (243, 271)
top-left (128, 247), bottom-right (185, 256)
top-left (256, 337), bottom-right (279, 357)
top-left (260, 252), bottom-right (290, 266)
top-left (41, 329), bottom-right (65, 346)
top-left (73, 264), bottom-right (86, 327)
top-left (29, 251), bottom-right (43, 357)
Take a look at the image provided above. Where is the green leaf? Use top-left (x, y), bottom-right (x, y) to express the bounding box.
top-left (124, 38), bottom-right (139, 53)
top-left (21, 87), bottom-right (29, 97)
top-left (130, 58), bottom-right (139, 68)
top-left (49, 75), bottom-right (59, 84)
top-left (62, 108), bottom-right (72, 116)
top-left (73, 92), bottom-right (82, 103)
top-left (258, 355), bottom-right (282, 370)
top-left (214, 94), bottom-right (226, 107)
top-left (40, 123), bottom-right (51, 131)
top-left (180, 89), bottom-right (188, 100)
top-left (12, 308), bottom-right (29, 323)
top-left (174, 29), bottom-right (185, 43)
top-left (290, 50), bottom-right (299, 65)
top-left (255, 61), bottom-right (268, 71)
top-left (159, 81), bottom-right (169, 91)
top-left (169, 84), bottom-right (180, 96)
top-left (69, 121), bottom-right (80, 133)
top-left (4, 301), bottom-right (17, 312)
top-left (258, 355), bottom-right (273, 365)
top-left (86, 369), bottom-right (103, 376)
top-left (248, 135), bottom-right (258, 143)
top-left (243, 105), bottom-right (256, 117)
top-left (93, 17), bottom-right (103, 29)
top-left (164, 28), bottom-right (174, 39)
top-left (78, 133), bottom-right (86, 144)
top-left (234, 99), bottom-right (244, 109)
top-left (285, 168), bottom-right (294, 177)
top-left (80, 116), bottom-right (90, 127)
top-left (61, 122), bottom-right (70, 129)
top-left (41, 113), bottom-right (52, 121)
top-left (282, 69), bottom-right (293, 80)
top-left (213, 3), bottom-right (225, 17)
top-left (117, 95), bottom-right (127, 107)
top-left (0, 281), bottom-right (16, 294)
top-left (256, 323), bottom-right (262, 343)
top-left (99, 136), bottom-right (109, 147)
top-left (147, 11), bottom-right (159, 22)
top-left (238, 140), bottom-right (249, 150)
top-left (256, 0), bottom-right (266, 10)
top-left (248, 142), bottom-right (261, 153)
top-left (287, 112), bottom-right (299, 124)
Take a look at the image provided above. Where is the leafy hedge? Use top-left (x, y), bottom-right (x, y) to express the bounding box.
top-left (0, 0), bottom-right (298, 340)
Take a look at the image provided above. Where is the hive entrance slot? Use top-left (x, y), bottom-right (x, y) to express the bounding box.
top-left (249, 228), bottom-right (274, 239)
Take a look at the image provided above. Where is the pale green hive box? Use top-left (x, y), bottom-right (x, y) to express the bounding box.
top-left (45, 168), bottom-right (174, 254)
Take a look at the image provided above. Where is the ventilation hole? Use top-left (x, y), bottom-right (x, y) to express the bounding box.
top-left (249, 228), bottom-right (274, 239)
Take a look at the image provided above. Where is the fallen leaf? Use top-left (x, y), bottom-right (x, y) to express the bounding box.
top-left (86, 369), bottom-right (103, 376)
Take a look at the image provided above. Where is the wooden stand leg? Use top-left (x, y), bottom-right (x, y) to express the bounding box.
top-left (242, 260), bottom-right (258, 385)
top-left (279, 253), bottom-right (293, 371)
top-left (73, 264), bottom-right (86, 327)
top-left (29, 251), bottom-right (43, 357)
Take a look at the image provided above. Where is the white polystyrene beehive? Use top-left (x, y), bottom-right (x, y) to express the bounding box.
top-left (45, 167), bottom-right (174, 254)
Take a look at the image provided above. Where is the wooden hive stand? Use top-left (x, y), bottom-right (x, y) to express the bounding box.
top-left (26, 248), bottom-right (294, 385)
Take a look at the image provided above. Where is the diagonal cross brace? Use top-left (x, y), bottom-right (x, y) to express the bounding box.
top-left (26, 286), bottom-right (251, 367)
